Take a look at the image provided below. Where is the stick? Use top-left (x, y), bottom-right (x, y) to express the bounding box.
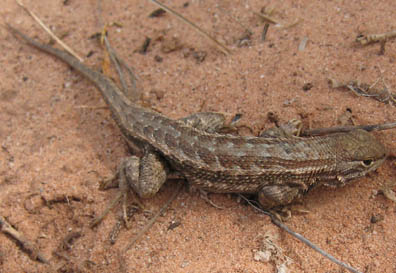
top-left (239, 195), bottom-right (363, 273)
top-left (302, 122), bottom-right (396, 136)
top-left (123, 182), bottom-right (183, 252)
top-left (0, 215), bottom-right (49, 264)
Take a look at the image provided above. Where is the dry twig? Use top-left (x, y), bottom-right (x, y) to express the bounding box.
top-left (0, 215), bottom-right (48, 264)
top-left (123, 182), bottom-right (183, 252)
top-left (329, 78), bottom-right (396, 105)
top-left (15, 0), bottom-right (83, 61)
top-left (239, 196), bottom-right (363, 273)
top-left (302, 122), bottom-right (396, 136)
top-left (356, 30), bottom-right (396, 45)
top-left (148, 0), bottom-right (230, 55)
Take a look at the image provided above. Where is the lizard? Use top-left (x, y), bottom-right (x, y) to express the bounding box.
top-left (8, 25), bottom-right (388, 219)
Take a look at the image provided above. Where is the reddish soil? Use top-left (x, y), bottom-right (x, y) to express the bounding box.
top-left (1, 1), bottom-right (395, 272)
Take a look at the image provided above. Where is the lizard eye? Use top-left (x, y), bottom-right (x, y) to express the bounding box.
top-left (361, 159), bottom-right (373, 167)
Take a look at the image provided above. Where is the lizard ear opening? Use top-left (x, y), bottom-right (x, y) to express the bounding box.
top-left (361, 159), bottom-right (373, 167)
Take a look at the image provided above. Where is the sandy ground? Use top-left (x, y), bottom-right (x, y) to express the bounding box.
top-left (1, 0), bottom-right (396, 272)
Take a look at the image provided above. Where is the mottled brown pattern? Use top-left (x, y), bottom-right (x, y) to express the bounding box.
top-left (164, 132), bottom-right (179, 152)
top-left (10, 26), bottom-right (388, 208)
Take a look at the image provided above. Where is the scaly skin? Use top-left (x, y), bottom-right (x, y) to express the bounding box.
top-left (9, 26), bottom-right (387, 209)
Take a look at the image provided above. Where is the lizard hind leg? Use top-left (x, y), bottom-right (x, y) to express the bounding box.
top-left (129, 149), bottom-right (169, 199)
top-left (91, 149), bottom-right (169, 228)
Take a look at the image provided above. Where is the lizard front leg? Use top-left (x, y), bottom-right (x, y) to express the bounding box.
top-left (260, 119), bottom-right (302, 138)
top-left (258, 120), bottom-right (307, 210)
top-left (179, 112), bottom-right (235, 133)
top-left (258, 184), bottom-right (303, 208)
top-left (257, 176), bottom-right (319, 220)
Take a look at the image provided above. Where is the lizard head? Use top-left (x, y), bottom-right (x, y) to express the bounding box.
top-left (328, 129), bottom-right (387, 187)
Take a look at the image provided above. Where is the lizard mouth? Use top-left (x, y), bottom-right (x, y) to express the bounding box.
top-left (342, 158), bottom-right (385, 183)
top-left (323, 157), bottom-right (386, 188)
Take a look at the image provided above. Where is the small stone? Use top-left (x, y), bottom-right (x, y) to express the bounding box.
top-left (154, 55), bottom-right (163, 62)
top-left (370, 214), bottom-right (384, 224)
top-left (253, 250), bottom-right (271, 262)
top-left (302, 82), bottom-right (313, 91)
